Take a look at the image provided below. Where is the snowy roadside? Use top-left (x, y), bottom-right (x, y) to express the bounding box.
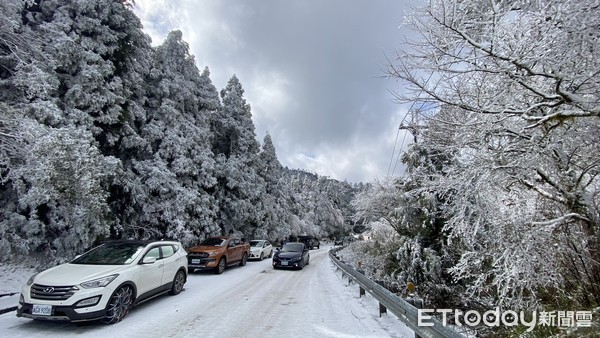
top-left (1, 245), bottom-right (415, 337)
top-left (0, 264), bottom-right (37, 313)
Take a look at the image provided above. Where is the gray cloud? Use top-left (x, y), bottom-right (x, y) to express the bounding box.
top-left (135, 0), bottom-right (417, 182)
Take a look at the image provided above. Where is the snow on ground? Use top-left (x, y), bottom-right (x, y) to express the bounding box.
top-left (0, 244), bottom-right (414, 337)
top-left (0, 263), bottom-right (37, 312)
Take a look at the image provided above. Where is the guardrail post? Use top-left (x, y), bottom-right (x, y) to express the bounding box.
top-left (379, 302), bottom-right (387, 317)
top-left (328, 248), bottom-right (465, 338)
top-left (359, 286), bottom-right (365, 298)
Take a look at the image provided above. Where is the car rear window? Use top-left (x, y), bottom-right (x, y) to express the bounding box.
top-left (282, 243), bottom-right (303, 252)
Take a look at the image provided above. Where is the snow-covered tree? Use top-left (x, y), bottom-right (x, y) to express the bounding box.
top-left (211, 75), bottom-right (265, 238)
top-left (1, 122), bottom-right (116, 264)
top-left (256, 133), bottom-right (289, 239)
top-left (113, 30), bottom-right (221, 243)
top-left (387, 0), bottom-right (600, 310)
top-left (0, 0), bottom-right (117, 262)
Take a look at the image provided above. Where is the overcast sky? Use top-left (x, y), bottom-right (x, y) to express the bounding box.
top-left (133, 0), bottom-right (419, 183)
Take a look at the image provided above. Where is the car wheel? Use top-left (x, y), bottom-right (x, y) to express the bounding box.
top-left (259, 252), bottom-right (264, 261)
top-left (215, 258), bottom-right (226, 274)
top-left (169, 270), bottom-right (186, 295)
top-left (240, 253), bottom-right (247, 266)
top-left (102, 286), bottom-right (133, 324)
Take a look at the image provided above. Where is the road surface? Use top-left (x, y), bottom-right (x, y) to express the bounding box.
top-left (0, 245), bottom-right (412, 338)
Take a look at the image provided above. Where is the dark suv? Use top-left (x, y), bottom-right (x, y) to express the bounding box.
top-left (298, 236), bottom-right (320, 249)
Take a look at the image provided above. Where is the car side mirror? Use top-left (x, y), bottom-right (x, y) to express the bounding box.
top-left (276, 247), bottom-right (280, 251)
top-left (142, 256), bottom-right (157, 264)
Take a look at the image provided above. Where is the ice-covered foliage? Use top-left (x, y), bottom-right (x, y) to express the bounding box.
top-left (1, 121), bottom-right (115, 264)
top-left (0, 0), bottom-right (359, 266)
top-left (209, 76), bottom-right (266, 237)
top-left (256, 133), bottom-right (289, 238)
top-left (337, 221), bottom-right (397, 280)
top-left (118, 29), bottom-right (219, 243)
top-left (385, 0), bottom-right (600, 312)
top-left (286, 170), bottom-right (354, 238)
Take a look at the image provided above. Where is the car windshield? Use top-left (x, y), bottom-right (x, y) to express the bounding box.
top-left (281, 243), bottom-right (303, 252)
top-left (250, 240), bottom-right (263, 247)
top-left (71, 242), bottom-right (145, 265)
top-left (200, 238), bottom-right (226, 246)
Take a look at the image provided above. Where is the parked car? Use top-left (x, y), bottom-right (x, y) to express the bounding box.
top-left (334, 237), bottom-right (344, 246)
top-left (248, 240), bottom-right (273, 260)
top-left (298, 235), bottom-right (320, 249)
top-left (272, 242), bottom-right (310, 269)
top-left (187, 236), bottom-right (249, 274)
top-left (16, 239), bottom-right (188, 324)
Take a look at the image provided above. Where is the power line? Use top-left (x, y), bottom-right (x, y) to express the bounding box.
top-left (386, 73), bottom-right (434, 178)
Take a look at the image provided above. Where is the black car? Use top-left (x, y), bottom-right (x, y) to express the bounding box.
top-left (298, 235), bottom-right (320, 249)
top-left (272, 242), bottom-right (310, 269)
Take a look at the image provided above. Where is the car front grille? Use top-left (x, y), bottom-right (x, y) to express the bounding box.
top-left (31, 284), bottom-right (77, 301)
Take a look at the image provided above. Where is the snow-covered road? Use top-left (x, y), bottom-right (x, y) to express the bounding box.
top-left (0, 245), bottom-right (413, 337)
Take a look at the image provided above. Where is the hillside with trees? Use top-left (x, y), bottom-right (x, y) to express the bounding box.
top-left (0, 0), bottom-right (360, 266)
top-left (344, 0), bottom-right (600, 336)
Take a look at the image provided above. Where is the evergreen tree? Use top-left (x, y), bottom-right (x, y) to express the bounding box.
top-left (0, 0), bottom-right (121, 262)
top-left (211, 76), bottom-right (264, 237)
top-left (117, 30), bottom-right (220, 243)
top-left (257, 133), bottom-right (289, 239)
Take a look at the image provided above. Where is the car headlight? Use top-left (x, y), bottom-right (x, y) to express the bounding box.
top-left (208, 251), bottom-right (218, 257)
top-left (26, 273), bottom-right (38, 286)
top-left (80, 274), bottom-right (119, 289)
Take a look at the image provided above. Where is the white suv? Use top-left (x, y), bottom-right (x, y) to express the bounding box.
top-left (17, 239), bottom-right (187, 324)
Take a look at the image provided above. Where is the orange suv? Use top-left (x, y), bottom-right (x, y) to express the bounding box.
top-left (187, 237), bottom-right (249, 274)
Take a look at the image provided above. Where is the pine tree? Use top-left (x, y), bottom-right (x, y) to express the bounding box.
top-left (211, 75), bottom-right (264, 237)
top-left (117, 30), bottom-right (220, 243)
top-left (257, 133), bottom-right (289, 238)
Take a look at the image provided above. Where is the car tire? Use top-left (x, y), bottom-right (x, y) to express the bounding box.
top-left (240, 253), bottom-right (247, 266)
top-left (215, 258), bottom-right (226, 274)
top-left (102, 285), bottom-right (133, 324)
top-left (169, 270), bottom-right (186, 295)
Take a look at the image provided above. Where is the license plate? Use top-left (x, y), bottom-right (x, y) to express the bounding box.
top-left (32, 304), bottom-right (52, 316)
top-left (281, 261), bottom-right (288, 266)
top-left (192, 259), bottom-right (201, 264)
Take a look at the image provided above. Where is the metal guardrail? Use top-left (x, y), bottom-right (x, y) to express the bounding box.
top-left (0, 292), bottom-right (18, 315)
top-left (329, 247), bottom-right (466, 338)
